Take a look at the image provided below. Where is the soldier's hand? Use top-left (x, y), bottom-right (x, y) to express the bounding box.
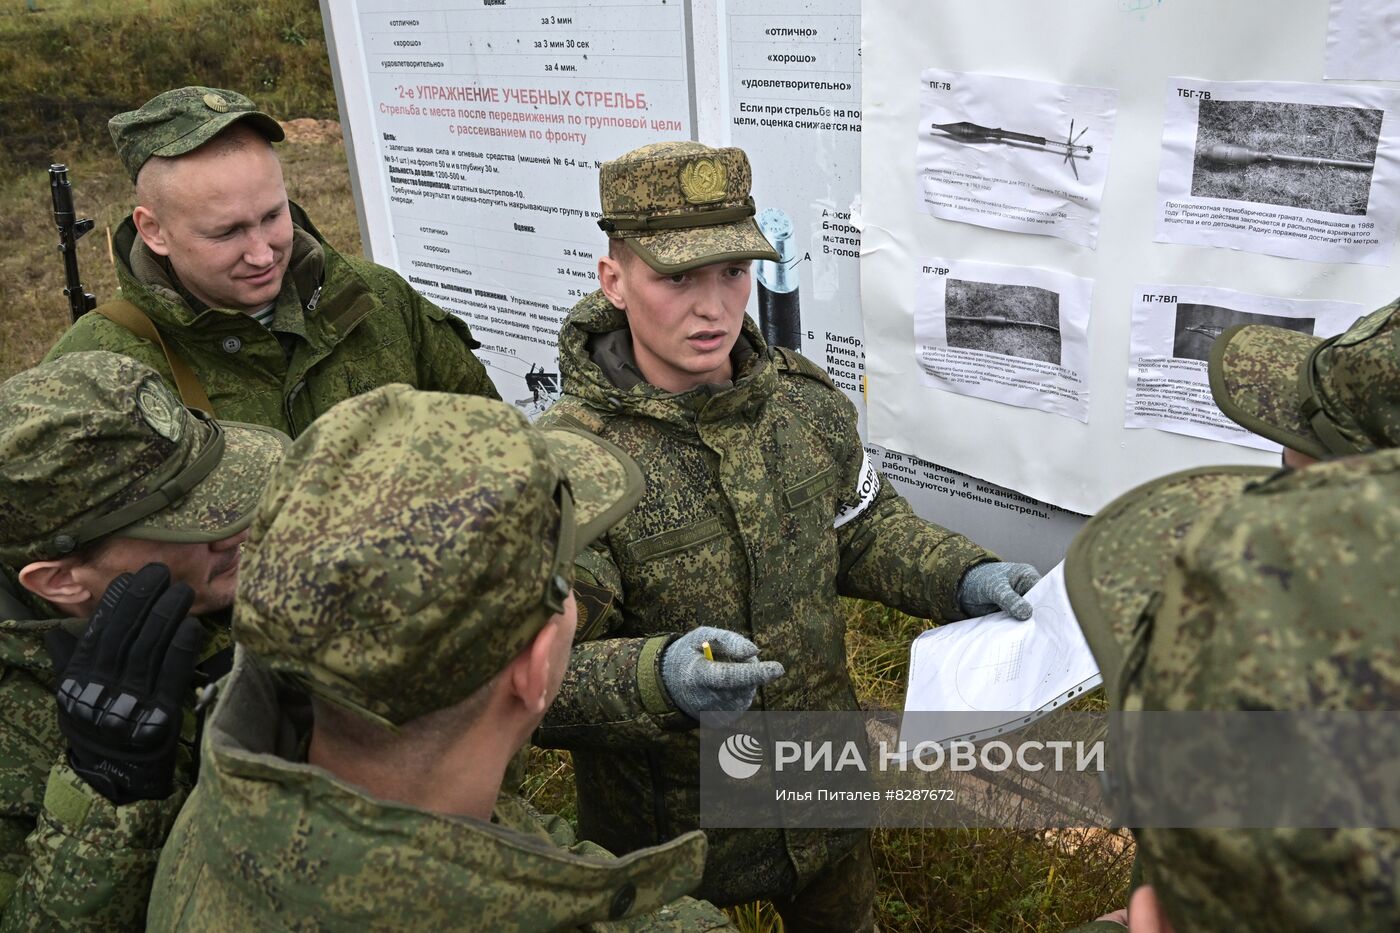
top-left (956, 562), bottom-right (1041, 621)
top-left (660, 627), bottom-right (785, 722)
top-left (45, 563), bottom-right (204, 805)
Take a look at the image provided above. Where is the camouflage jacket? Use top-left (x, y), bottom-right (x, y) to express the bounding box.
top-left (147, 649), bottom-right (734, 932)
top-left (0, 570), bottom-right (222, 931)
top-left (44, 204), bottom-right (499, 437)
top-left (535, 292), bottom-right (997, 903)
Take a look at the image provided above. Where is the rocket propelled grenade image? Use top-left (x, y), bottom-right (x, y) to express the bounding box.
top-left (756, 207), bottom-right (802, 352)
top-left (945, 314), bottom-right (1062, 335)
top-left (1203, 143), bottom-right (1372, 171)
top-left (931, 119), bottom-right (1093, 178)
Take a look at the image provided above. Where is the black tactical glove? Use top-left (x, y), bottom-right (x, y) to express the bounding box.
top-left (44, 563), bottom-right (204, 805)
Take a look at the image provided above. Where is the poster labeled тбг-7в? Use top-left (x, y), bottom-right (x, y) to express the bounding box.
top-left (346, 0), bottom-right (692, 412)
top-left (917, 70), bottom-right (1118, 249)
top-left (1155, 77), bottom-right (1400, 266)
top-left (722, 0), bottom-right (866, 414)
top-left (1125, 285), bottom-right (1362, 450)
top-left (914, 259), bottom-right (1092, 423)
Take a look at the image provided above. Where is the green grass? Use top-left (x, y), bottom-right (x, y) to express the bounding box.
top-left (0, 0), bottom-right (336, 167)
top-left (0, 5), bottom-right (1131, 929)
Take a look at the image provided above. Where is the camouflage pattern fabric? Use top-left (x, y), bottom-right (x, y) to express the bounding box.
top-left (598, 143), bottom-right (778, 274)
top-left (0, 571), bottom-right (231, 931)
top-left (45, 203), bottom-right (499, 438)
top-left (0, 352), bottom-right (286, 566)
top-left (535, 291), bottom-right (997, 905)
top-left (234, 385), bottom-right (643, 727)
top-left (1209, 295), bottom-right (1400, 459)
top-left (108, 86), bottom-right (285, 182)
top-left (1064, 449), bottom-right (1400, 930)
top-left (147, 651), bottom-right (734, 931)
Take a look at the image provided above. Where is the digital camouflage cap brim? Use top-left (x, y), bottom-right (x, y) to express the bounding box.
top-left (598, 141), bottom-right (780, 274)
top-left (234, 385), bottom-right (643, 727)
top-left (1065, 450), bottom-right (1400, 929)
top-left (109, 85), bottom-right (285, 182)
top-left (0, 351), bottom-right (287, 566)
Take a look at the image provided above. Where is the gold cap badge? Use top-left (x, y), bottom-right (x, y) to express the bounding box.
top-left (679, 158), bottom-right (727, 204)
top-left (203, 93), bottom-right (230, 113)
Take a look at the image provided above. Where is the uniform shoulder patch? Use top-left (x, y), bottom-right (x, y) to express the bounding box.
top-left (772, 346), bottom-right (837, 392)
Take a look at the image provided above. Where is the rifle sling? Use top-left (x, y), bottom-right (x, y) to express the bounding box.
top-left (92, 300), bottom-right (215, 415)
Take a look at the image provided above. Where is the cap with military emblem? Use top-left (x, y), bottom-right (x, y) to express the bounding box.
top-left (1065, 450), bottom-right (1400, 928)
top-left (109, 85), bottom-right (286, 182)
top-left (1208, 296), bottom-right (1400, 460)
top-left (0, 351), bottom-right (288, 567)
top-left (597, 141), bottom-right (780, 274)
top-left (233, 385), bottom-right (644, 728)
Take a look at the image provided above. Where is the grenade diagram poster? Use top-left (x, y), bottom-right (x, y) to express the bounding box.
top-left (860, 0), bottom-right (1400, 515)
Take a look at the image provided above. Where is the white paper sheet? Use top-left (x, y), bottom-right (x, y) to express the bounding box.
top-left (900, 563), bottom-right (1101, 747)
top-left (914, 259), bottom-right (1092, 422)
top-left (1155, 77), bottom-right (1400, 265)
top-left (1326, 0), bottom-right (1400, 81)
top-left (916, 70), bottom-right (1118, 249)
top-left (1124, 285), bottom-right (1363, 449)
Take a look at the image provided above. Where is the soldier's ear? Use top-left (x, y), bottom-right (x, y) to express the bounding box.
top-left (597, 254), bottom-right (628, 311)
top-left (132, 205), bottom-right (172, 257)
top-left (17, 560), bottom-right (94, 613)
top-left (510, 619), bottom-right (564, 716)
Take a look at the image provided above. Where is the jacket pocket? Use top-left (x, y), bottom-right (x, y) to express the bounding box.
top-left (627, 517), bottom-right (725, 563)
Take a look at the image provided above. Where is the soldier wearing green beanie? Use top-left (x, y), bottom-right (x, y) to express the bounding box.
top-left (1209, 295), bottom-right (1400, 467)
top-left (535, 141), bottom-right (1041, 929)
top-left (1062, 450), bottom-right (1400, 931)
top-left (44, 85), bottom-right (499, 437)
top-left (146, 385), bottom-right (735, 931)
top-left (0, 351), bottom-right (286, 929)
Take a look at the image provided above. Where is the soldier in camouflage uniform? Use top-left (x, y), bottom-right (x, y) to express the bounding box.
top-left (146, 385), bottom-right (735, 931)
top-left (535, 142), bottom-right (1042, 929)
top-left (45, 86), bottom-right (499, 437)
top-left (1209, 295), bottom-right (1400, 465)
top-left (0, 351), bottom-right (286, 930)
top-left (1062, 448), bottom-right (1400, 930)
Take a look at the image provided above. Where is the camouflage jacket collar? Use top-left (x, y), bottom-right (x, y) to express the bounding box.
top-left (112, 202), bottom-right (382, 353)
top-left (192, 649), bottom-right (709, 927)
top-left (558, 290), bottom-right (777, 431)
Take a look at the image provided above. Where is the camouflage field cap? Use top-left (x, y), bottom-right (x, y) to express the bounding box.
top-left (0, 352), bottom-right (288, 567)
top-left (109, 85), bottom-right (286, 182)
top-left (234, 385), bottom-right (644, 727)
top-left (1209, 296), bottom-right (1400, 460)
top-left (598, 141), bottom-right (780, 274)
top-left (1066, 451), bottom-right (1400, 928)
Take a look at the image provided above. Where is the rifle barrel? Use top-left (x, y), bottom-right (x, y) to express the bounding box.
top-left (49, 163), bottom-right (97, 322)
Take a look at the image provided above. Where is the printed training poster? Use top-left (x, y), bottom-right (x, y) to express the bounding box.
top-left (721, 0), bottom-right (866, 415)
top-left (326, 0), bottom-right (693, 413)
top-left (1125, 286), bottom-right (1363, 450)
top-left (862, 0), bottom-right (1400, 516)
top-left (917, 70), bottom-right (1118, 249)
top-left (1326, 0), bottom-right (1400, 82)
top-left (1155, 78), bottom-right (1400, 266)
top-left (914, 260), bottom-right (1092, 423)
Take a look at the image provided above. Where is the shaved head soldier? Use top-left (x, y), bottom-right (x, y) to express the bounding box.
top-left (46, 85), bottom-right (498, 436)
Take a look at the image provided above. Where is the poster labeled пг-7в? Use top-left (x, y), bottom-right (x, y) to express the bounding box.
top-left (917, 69), bottom-right (1118, 249)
